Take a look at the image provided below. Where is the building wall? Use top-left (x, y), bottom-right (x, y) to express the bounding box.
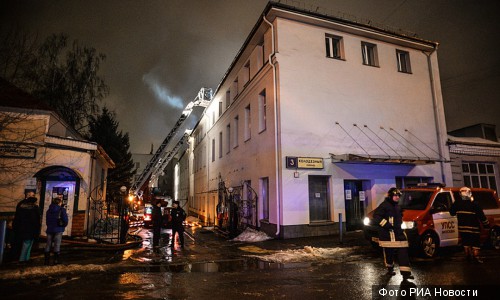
top-left (187, 6), bottom-right (452, 238)
top-left (0, 111), bottom-right (112, 237)
top-left (274, 17), bottom-right (451, 229)
top-left (449, 152), bottom-right (500, 193)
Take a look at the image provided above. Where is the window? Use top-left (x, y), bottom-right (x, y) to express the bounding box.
top-left (226, 124), bottom-right (231, 154)
top-left (396, 50), bottom-right (412, 73)
top-left (258, 89), bottom-right (267, 132)
top-left (219, 132), bottom-right (223, 158)
top-left (462, 162), bottom-right (497, 191)
top-left (233, 78), bottom-right (239, 98)
top-left (361, 42), bottom-right (378, 67)
top-left (233, 115), bottom-right (239, 148)
top-left (212, 111), bottom-right (215, 126)
top-left (218, 101), bottom-right (222, 117)
top-left (244, 62), bottom-right (250, 86)
top-left (244, 104), bottom-right (251, 141)
top-left (225, 90), bottom-right (230, 109)
top-left (260, 177), bottom-right (269, 220)
top-left (211, 139), bottom-right (215, 162)
top-left (325, 34), bottom-right (344, 59)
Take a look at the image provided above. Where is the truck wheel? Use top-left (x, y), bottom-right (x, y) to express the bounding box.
top-left (490, 228), bottom-right (500, 250)
top-left (420, 232), bottom-right (438, 258)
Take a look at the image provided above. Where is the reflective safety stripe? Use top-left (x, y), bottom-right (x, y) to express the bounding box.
top-left (389, 231), bottom-right (395, 242)
top-left (379, 240), bottom-right (409, 248)
top-left (456, 211), bottom-right (475, 215)
top-left (400, 266), bottom-right (411, 272)
top-left (380, 219), bottom-right (387, 227)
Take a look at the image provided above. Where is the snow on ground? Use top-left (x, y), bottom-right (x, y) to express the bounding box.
top-left (231, 228), bottom-right (273, 242)
top-left (0, 264), bottom-right (110, 281)
top-left (245, 246), bottom-right (355, 263)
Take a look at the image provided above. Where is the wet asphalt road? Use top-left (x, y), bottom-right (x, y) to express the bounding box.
top-left (1, 227), bottom-right (500, 299)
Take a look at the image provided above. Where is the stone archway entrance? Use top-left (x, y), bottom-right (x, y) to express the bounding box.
top-left (35, 166), bottom-right (80, 237)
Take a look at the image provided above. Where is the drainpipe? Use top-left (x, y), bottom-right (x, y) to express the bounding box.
top-left (86, 151), bottom-right (96, 236)
top-left (423, 44), bottom-right (447, 184)
top-left (263, 15), bottom-right (281, 237)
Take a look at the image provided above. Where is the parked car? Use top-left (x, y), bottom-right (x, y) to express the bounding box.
top-left (363, 184), bottom-right (500, 257)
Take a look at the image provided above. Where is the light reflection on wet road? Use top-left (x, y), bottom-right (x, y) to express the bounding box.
top-left (2, 228), bottom-right (500, 299)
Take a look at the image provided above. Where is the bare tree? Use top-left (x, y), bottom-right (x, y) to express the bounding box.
top-left (0, 110), bottom-right (46, 207)
top-left (0, 29), bottom-right (109, 133)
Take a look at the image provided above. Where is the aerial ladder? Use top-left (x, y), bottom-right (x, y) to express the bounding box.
top-left (130, 87), bottom-right (212, 197)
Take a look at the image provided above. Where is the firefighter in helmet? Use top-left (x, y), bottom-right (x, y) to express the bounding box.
top-left (373, 187), bottom-right (413, 280)
top-left (450, 186), bottom-right (490, 263)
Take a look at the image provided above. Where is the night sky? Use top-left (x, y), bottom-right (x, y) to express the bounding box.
top-left (2, 0), bottom-right (500, 153)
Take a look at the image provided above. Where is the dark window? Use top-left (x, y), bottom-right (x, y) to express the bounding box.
top-left (325, 34), bottom-right (344, 59)
top-left (361, 42), bottom-right (378, 66)
top-left (396, 50), bottom-right (412, 73)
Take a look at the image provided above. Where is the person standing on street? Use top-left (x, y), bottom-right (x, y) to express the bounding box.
top-left (170, 200), bottom-right (186, 248)
top-left (12, 194), bottom-right (41, 263)
top-left (44, 196), bottom-right (68, 265)
top-left (450, 186), bottom-right (490, 263)
top-left (152, 199), bottom-right (163, 250)
top-left (373, 187), bottom-right (413, 280)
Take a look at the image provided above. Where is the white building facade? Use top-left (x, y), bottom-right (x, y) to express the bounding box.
top-left (184, 3), bottom-right (452, 238)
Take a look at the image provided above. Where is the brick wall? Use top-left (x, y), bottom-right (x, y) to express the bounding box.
top-left (71, 212), bottom-right (86, 237)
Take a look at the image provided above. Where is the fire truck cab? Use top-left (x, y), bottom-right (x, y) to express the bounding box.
top-left (363, 184), bottom-right (500, 257)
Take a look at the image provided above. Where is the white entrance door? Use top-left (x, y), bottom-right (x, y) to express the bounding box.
top-left (41, 181), bottom-right (76, 236)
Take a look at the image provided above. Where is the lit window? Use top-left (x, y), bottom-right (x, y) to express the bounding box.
top-left (325, 34), bottom-right (344, 59)
top-left (361, 42), bottom-right (378, 67)
top-left (396, 50), bottom-right (412, 73)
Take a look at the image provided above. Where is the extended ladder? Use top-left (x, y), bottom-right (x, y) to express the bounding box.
top-left (130, 87), bottom-right (212, 195)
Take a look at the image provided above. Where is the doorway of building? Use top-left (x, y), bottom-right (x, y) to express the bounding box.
top-left (41, 181), bottom-right (76, 236)
top-left (309, 176), bottom-right (330, 222)
top-left (344, 180), bottom-right (368, 231)
top-left (36, 166), bottom-right (80, 237)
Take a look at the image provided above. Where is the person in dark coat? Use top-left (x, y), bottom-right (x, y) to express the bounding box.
top-left (152, 199), bottom-right (163, 249)
top-left (8, 191), bottom-right (36, 261)
top-left (372, 187), bottom-right (413, 280)
top-left (44, 196), bottom-right (68, 265)
top-left (170, 200), bottom-right (186, 248)
top-left (12, 195), bottom-right (41, 262)
top-left (450, 186), bottom-right (490, 263)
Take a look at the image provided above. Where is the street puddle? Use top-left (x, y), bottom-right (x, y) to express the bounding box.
top-left (140, 258), bottom-right (312, 273)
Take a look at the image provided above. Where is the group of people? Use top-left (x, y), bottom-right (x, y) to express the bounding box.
top-left (373, 186), bottom-right (490, 281)
top-left (9, 192), bottom-right (68, 265)
top-left (152, 199), bottom-right (187, 250)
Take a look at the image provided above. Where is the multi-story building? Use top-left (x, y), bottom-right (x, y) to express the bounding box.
top-left (0, 79), bottom-right (114, 237)
top-left (180, 2), bottom-right (451, 238)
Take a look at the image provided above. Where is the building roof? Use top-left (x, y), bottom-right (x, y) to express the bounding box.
top-left (214, 1), bottom-right (438, 96)
top-left (448, 134), bottom-right (500, 157)
top-left (0, 78), bottom-right (55, 111)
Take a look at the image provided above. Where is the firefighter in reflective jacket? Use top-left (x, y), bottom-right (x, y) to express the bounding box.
top-left (373, 187), bottom-right (413, 280)
top-left (450, 186), bottom-right (490, 263)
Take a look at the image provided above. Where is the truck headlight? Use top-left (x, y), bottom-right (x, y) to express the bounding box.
top-left (401, 221), bottom-right (415, 230)
top-left (363, 217), bottom-right (371, 226)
